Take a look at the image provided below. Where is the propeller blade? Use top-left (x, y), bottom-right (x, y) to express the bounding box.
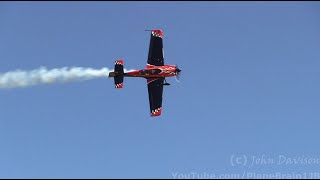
top-left (175, 75), bottom-right (180, 83)
top-left (178, 70), bottom-right (181, 79)
top-left (175, 65), bottom-right (181, 82)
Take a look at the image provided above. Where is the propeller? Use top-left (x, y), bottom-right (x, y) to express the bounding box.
top-left (175, 65), bottom-right (182, 82)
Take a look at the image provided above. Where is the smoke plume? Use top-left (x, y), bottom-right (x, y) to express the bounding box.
top-left (0, 66), bottom-right (131, 89)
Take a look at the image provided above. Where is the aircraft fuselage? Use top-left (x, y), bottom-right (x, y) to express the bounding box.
top-left (120, 64), bottom-right (181, 78)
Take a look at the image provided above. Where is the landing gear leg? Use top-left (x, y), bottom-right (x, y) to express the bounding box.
top-left (163, 79), bottom-right (170, 86)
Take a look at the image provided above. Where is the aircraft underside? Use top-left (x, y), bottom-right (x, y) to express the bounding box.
top-left (108, 30), bottom-right (181, 117)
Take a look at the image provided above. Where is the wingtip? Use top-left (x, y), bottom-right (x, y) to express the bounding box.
top-left (150, 107), bottom-right (162, 117)
top-left (151, 30), bottom-right (163, 38)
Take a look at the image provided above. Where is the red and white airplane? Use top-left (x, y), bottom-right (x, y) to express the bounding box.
top-left (109, 29), bottom-right (181, 117)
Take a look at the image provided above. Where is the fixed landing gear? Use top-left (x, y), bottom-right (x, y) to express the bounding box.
top-left (163, 79), bottom-right (170, 86)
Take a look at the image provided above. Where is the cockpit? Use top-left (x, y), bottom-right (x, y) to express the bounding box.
top-left (139, 69), bottom-right (162, 75)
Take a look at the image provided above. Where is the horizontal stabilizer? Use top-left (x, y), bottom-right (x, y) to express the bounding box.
top-left (113, 59), bottom-right (124, 88)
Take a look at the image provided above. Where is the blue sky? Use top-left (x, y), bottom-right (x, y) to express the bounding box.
top-left (1, 1), bottom-right (320, 178)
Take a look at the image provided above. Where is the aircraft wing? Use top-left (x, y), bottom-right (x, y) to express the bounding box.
top-left (147, 78), bottom-right (164, 116)
top-left (147, 30), bottom-right (164, 66)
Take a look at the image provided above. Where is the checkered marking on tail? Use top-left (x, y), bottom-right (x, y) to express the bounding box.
top-left (115, 82), bottom-right (123, 88)
top-left (115, 61), bottom-right (123, 65)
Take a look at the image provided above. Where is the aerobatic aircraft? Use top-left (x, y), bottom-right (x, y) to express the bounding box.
top-left (109, 29), bottom-right (181, 117)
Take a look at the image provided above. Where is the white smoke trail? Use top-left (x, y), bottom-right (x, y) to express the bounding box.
top-left (0, 66), bottom-right (133, 89)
